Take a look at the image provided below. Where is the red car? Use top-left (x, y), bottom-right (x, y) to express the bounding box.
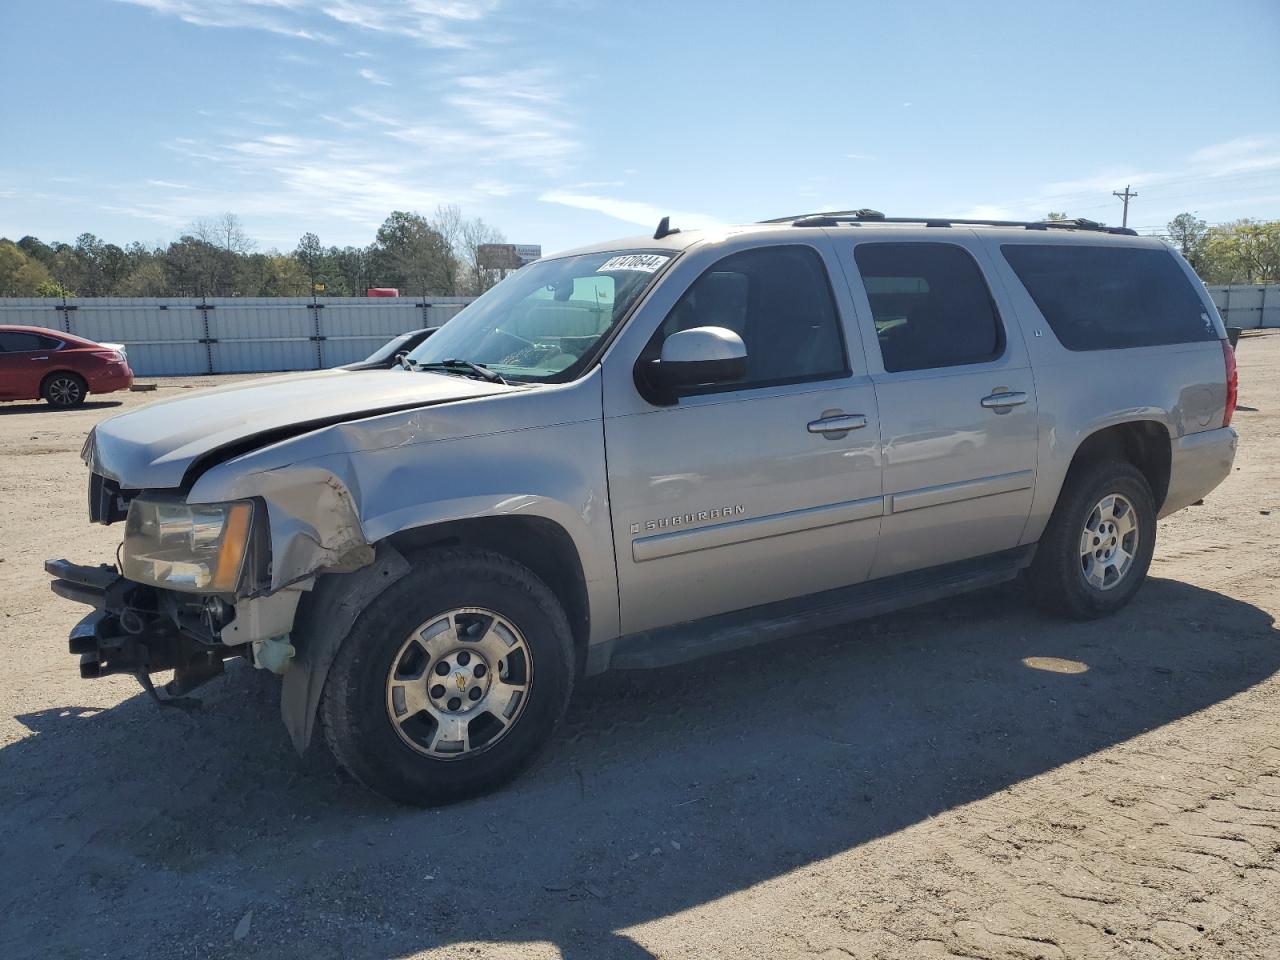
top-left (0, 325), bottom-right (134, 408)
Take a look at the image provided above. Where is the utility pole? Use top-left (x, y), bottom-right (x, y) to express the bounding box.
top-left (1112, 184), bottom-right (1138, 228)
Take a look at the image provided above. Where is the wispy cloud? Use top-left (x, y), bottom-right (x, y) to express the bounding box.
top-left (539, 191), bottom-right (721, 230)
top-left (1189, 135), bottom-right (1280, 177)
top-left (113, 0), bottom-right (338, 43)
top-left (114, 0), bottom-right (501, 48)
top-left (361, 69), bottom-right (580, 177)
top-left (357, 67), bottom-right (392, 86)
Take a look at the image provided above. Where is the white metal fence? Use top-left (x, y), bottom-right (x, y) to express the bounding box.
top-left (0, 297), bottom-right (474, 376)
top-left (1207, 284), bottom-right (1280, 330)
top-left (3, 285), bottom-right (1273, 377)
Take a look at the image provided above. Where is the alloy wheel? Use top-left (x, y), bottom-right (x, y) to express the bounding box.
top-left (385, 607), bottom-right (533, 759)
top-left (1079, 493), bottom-right (1139, 591)
top-left (48, 377), bottom-right (83, 406)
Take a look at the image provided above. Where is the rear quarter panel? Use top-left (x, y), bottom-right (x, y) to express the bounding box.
top-left (978, 233), bottom-right (1229, 543)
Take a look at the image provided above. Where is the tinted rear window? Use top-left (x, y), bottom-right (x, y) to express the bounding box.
top-left (1001, 244), bottom-right (1216, 350)
top-left (853, 242), bottom-right (1003, 372)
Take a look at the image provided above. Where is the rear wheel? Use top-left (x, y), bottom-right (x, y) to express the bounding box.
top-left (1030, 459), bottom-right (1156, 619)
top-left (319, 548), bottom-right (575, 805)
top-left (42, 372), bottom-right (87, 408)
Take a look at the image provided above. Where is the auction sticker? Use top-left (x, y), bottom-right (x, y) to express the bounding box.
top-left (597, 253), bottom-right (670, 273)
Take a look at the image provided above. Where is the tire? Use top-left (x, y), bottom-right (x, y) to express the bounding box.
top-left (1029, 459), bottom-right (1157, 620)
top-left (42, 372), bottom-right (87, 408)
top-left (319, 548), bottom-right (575, 806)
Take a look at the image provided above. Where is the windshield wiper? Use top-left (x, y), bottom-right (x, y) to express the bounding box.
top-left (412, 358), bottom-right (507, 384)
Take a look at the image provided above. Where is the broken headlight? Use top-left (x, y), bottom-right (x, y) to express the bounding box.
top-left (121, 498), bottom-right (257, 593)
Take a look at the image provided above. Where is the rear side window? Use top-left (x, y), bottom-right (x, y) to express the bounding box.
top-left (853, 242), bottom-right (1004, 373)
top-left (0, 332), bottom-right (58, 352)
top-left (1001, 244), bottom-right (1216, 350)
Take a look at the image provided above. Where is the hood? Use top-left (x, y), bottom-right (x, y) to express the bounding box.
top-left (83, 368), bottom-right (514, 490)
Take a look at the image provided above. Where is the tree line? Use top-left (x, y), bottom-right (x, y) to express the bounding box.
top-left (0, 206), bottom-right (508, 299)
top-left (3, 207), bottom-right (1277, 299)
top-left (1161, 214), bottom-right (1280, 285)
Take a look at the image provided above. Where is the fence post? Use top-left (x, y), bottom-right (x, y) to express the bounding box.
top-left (199, 301), bottom-right (215, 374)
top-left (310, 296), bottom-right (324, 368)
top-left (59, 295), bottom-right (73, 334)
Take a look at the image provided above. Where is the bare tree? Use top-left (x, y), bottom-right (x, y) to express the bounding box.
top-left (459, 216), bottom-right (506, 295)
top-left (431, 204), bottom-right (465, 295)
top-left (191, 213), bottom-right (255, 256)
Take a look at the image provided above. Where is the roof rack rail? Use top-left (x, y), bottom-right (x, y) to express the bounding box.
top-left (760, 208), bottom-right (885, 224)
top-left (762, 211), bottom-right (1137, 236)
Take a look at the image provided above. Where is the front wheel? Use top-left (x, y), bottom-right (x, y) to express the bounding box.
top-left (1029, 459), bottom-right (1157, 620)
top-left (319, 548), bottom-right (575, 805)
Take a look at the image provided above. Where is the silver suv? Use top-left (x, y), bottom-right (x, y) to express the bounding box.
top-left (47, 212), bottom-right (1239, 804)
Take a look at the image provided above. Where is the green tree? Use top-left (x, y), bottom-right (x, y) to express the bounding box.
top-left (0, 239), bottom-right (52, 295)
top-left (328, 244), bottom-right (375, 296)
top-left (374, 211), bottom-right (451, 296)
top-left (1199, 220), bottom-right (1280, 284)
top-left (16, 235), bottom-right (55, 268)
top-left (294, 232), bottom-right (327, 291)
top-left (1045, 212), bottom-right (1069, 221)
top-left (35, 278), bottom-right (76, 297)
top-left (1166, 213), bottom-right (1209, 270)
top-left (117, 260), bottom-right (169, 296)
top-left (164, 235), bottom-right (233, 296)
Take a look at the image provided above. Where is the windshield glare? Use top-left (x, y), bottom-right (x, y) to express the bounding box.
top-left (405, 250), bottom-right (673, 382)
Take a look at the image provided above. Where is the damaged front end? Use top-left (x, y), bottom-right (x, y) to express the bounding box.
top-left (47, 558), bottom-right (246, 704)
top-left (48, 482), bottom-right (307, 705)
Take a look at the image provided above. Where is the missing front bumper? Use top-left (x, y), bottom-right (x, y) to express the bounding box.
top-left (45, 558), bottom-right (231, 701)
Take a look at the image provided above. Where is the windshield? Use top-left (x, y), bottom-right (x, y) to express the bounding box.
top-left (405, 250), bottom-right (673, 382)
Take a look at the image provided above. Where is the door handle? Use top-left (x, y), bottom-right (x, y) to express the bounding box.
top-left (31, 356), bottom-right (49, 361)
top-left (980, 391), bottom-right (1027, 411)
top-left (807, 414), bottom-right (868, 434)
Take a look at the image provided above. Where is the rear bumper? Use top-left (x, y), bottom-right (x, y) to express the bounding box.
top-left (86, 364), bottom-right (133, 394)
top-left (1160, 426), bottom-right (1238, 518)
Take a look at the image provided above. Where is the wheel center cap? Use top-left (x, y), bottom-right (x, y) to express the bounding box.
top-left (453, 671), bottom-right (468, 692)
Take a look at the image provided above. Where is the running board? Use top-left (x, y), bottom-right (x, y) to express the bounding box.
top-left (590, 545), bottom-right (1035, 673)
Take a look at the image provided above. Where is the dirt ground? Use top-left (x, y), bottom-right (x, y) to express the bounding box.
top-left (0, 341), bottom-right (1277, 960)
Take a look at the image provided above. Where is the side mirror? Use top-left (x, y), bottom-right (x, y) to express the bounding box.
top-left (648, 326), bottom-right (747, 390)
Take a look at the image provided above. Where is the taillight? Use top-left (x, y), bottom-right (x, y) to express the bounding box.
top-left (1222, 338), bottom-right (1238, 428)
top-left (92, 350), bottom-right (123, 362)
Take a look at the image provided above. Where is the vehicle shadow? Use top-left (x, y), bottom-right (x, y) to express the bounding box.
top-left (0, 400), bottom-right (122, 415)
top-left (1, 577), bottom-right (1277, 959)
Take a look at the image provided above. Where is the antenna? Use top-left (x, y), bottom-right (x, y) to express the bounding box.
top-left (653, 216), bottom-right (680, 240)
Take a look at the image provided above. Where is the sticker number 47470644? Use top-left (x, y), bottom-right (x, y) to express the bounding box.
top-left (597, 253), bottom-right (670, 273)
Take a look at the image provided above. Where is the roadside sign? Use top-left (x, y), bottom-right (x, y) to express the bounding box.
top-left (477, 244), bottom-right (521, 270)
top-left (478, 243), bottom-right (543, 270)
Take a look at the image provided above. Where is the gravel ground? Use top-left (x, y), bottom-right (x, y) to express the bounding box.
top-left (0, 341), bottom-right (1278, 960)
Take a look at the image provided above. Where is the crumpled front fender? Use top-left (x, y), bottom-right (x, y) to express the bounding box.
top-left (190, 462), bottom-right (373, 591)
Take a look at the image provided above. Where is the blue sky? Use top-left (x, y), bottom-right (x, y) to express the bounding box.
top-left (2, 0), bottom-right (1278, 255)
